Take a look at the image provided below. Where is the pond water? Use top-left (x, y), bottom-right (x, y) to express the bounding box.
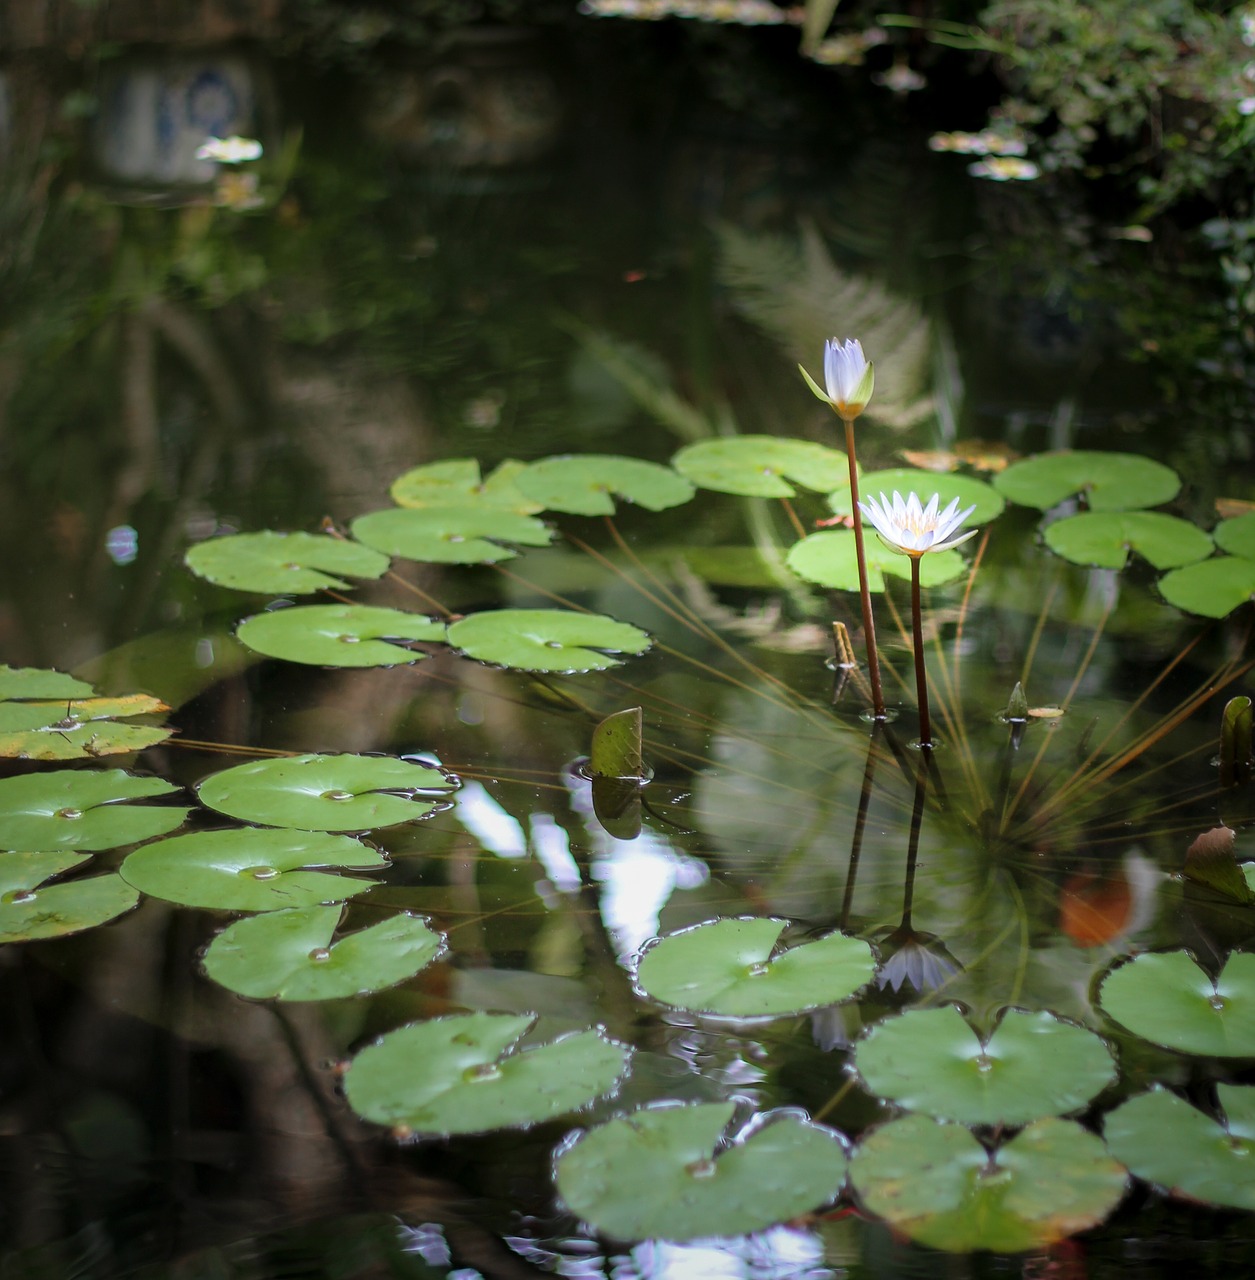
top-left (2, 12), bottom-right (1255, 1278)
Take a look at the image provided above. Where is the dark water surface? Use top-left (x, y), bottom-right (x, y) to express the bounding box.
top-left (2, 13), bottom-right (1255, 1278)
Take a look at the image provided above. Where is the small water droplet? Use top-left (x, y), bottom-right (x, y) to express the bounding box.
top-left (245, 866), bottom-right (280, 881)
top-left (1209, 994), bottom-right (1227, 1011)
top-left (464, 1062), bottom-right (502, 1083)
top-left (338, 633), bottom-right (361, 645)
top-left (308, 947), bottom-right (331, 962)
top-left (56, 808), bottom-right (82, 821)
top-left (1227, 1137), bottom-right (1249, 1155)
top-left (686, 1158), bottom-right (717, 1179)
top-left (3, 890), bottom-right (36, 905)
top-left (447, 534), bottom-right (466, 543)
top-left (746, 962), bottom-right (771, 977)
top-left (322, 789), bottom-right (354, 802)
top-left (975, 1053), bottom-right (993, 1073)
top-left (282, 562), bottom-right (302, 571)
top-left (545, 640), bottom-right (563, 648)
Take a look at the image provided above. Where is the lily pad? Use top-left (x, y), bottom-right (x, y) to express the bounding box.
top-left (390, 458), bottom-right (542, 514)
top-left (344, 1012), bottom-right (630, 1136)
top-left (993, 451), bottom-right (1180, 512)
top-left (555, 1102), bottom-right (847, 1243)
top-left (197, 753), bottom-right (457, 831)
top-left (514, 454), bottom-right (694, 516)
top-left (0, 769), bottom-right (187, 851)
top-left (120, 827), bottom-right (387, 911)
top-left (236, 604), bottom-right (446, 668)
top-left (1214, 511), bottom-right (1255, 559)
top-left (1103, 1085), bottom-right (1255, 1211)
top-left (184, 530), bottom-right (391, 594)
top-left (0, 695), bottom-right (172, 761)
top-left (829, 468), bottom-right (1004, 524)
top-left (446, 609), bottom-right (651, 673)
top-left (635, 917), bottom-right (876, 1018)
top-left (0, 667), bottom-right (93, 700)
top-left (1158, 556), bottom-right (1255, 618)
top-left (350, 506), bottom-right (552, 565)
top-left (201, 903), bottom-right (445, 1000)
top-left (672, 437), bottom-right (849, 498)
top-left (853, 1006), bottom-right (1116, 1126)
top-left (1097, 950), bottom-right (1255, 1057)
top-left (0, 850), bottom-right (140, 942)
top-left (1043, 512), bottom-right (1212, 570)
top-left (849, 1114), bottom-right (1127, 1253)
top-left (787, 529), bottom-right (968, 592)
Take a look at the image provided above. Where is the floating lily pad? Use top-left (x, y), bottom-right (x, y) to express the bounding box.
top-left (635, 917), bottom-right (876, 1018)
top-left (514, 454), bottom-right (694, 516)
top-left (1097, 950), bottom-right (1255, 1057)
top-left (0, 769), bottom-right (187, 851)
top-left (590, 707), bottom-right (644, 780)
top-left (201, 903), bottom-right (445, 1000)
top-left (197, 753), bottom-right (457, 831)
top-left (829, 469), bottom-right (1004, 524)
top-left (344, 1012), bottom-right (630, 1136)
top-left (446, 609), bottom-right (651, 673)
top-left (236, 604), bottom-right (446, 668)
top-left (787, 529), bottom-right (967, 592)
top-left (1214, 511), bottom-right (1255, 559)
top-left (1103, 1085), bottom-right (1255, 1211)
top-left (556, 1102), bottom-right (847, 1242)
top-left (390, 458), bottom-right (542, 514)
top-left (0, 695), bottom-right (172, 761)
top-left (849, 1114), bottom-right (1127, 1253)
top-left (993, 451), bottom-right (1180, 512)
top-left (853, 1006), bottom-right (1116, 1125)
top-left (0, 667), bottom-right (94, 700)
top-left (1043, 512), bottom-right (1212, 570)
top-left (350, 506), bottom-right (552, 565)
top-left (1158, 556), bottom-right (1255, 618)
top-left (672, 437), bottom-right (849, 498)
top-left (120, 827), bottom-right (387, 911)
top-left (0, 851), bottom-right (140, 942)
top-left (185, 531), bottom-right (391, 594)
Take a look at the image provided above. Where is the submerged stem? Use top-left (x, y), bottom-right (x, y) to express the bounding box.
top-left (844, 418), bottom-right (885, 718)
top-left (910, 555), bottom-right (932, 749)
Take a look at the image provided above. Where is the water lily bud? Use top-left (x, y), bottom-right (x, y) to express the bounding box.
top-left (799, 337), bottom-right (875, 422)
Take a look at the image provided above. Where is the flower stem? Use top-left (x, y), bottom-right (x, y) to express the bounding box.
top-left (844, 418), bottom-right (885, 719)
top-left (910, 554), bottom-right (932, 749)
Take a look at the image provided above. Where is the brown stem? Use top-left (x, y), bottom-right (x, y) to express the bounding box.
top-left (844, 417), bottom-right (885, 718)
top-left (911, 555), bottom-right (932, 749)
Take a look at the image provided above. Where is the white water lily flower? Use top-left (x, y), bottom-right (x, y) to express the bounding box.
top-left (858, 491), bottom-right (978, 557)
top-left (799, 337), bottom-right (875, 421)
top-left (195, 136), bottom-right (263, 164)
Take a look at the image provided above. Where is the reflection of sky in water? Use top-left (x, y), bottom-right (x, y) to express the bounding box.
top-left (453, 773), bottom-right (708, 961)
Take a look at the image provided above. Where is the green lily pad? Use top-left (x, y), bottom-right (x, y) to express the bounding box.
top-left (635, 917), bottom-right (876, 1018)
top-left (446, 609), bottom-right (651, 673)
top-left (853, 1006), bottom-right (1116, 1125)
top-left (787, 529), bottom-right (968, 592)
top-left (350, 506), bottom-right (552, 565)
top-left (1043, 512), bottom-right (1212, 570)
top-left (672, 437), bottom-right (849, 498)
top-left (236, 605), bottom-right (446, 668)
top-left (197, 753), bottom-right (456, 832)
top-left (829, 468), bottom-right (1004, 524)
top-left (849, 1115), bottom-right (1127, 1253)
top-left (1215, 511), bottom-right (1255, 559)
top-left (0, 695), bottom-right (173, 761)
top-left (344, 1012), bottom-right (631, 1137)
top-left (1097, 950), bottom-right (1255, 1057)
top-left (514, 454), bottom-right (694, 516)
top-left (556, 1102), bottom-right (848, 1243)
top-left (1103, 1085), bottom-right (1255, 1211)
top-left (590, 707), bottom-right (644, 779)
top-left (119, 827), bottom-right (387, 911)
top-left (0, 769), bottom-right (187, 851)
top-left (1158, 556), bottom-right (1255, 618)
top-left (390, 458), bottom-right (542, 514)
top-left (993, 451), bottom-right (1180, 512)
top-left (184, 531), bottom-right (391, 594)
top-left (0, 851), bottom-right (140, 942)
top-left (201, 903), bottom-right (445, 1000)
top-left (0, 667), bottom-right (94, 700)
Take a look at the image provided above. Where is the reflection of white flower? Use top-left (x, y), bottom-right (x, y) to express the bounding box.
top-left (968, 156), bottom-right (1040, 181)
top-left (858, 491), bottom-right (978, 557)
top-left (196, 135), bottom-right (263, 164)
